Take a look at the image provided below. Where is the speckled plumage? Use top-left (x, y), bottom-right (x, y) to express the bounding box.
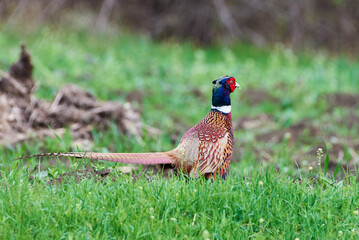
top-left (168, 109), bottom-right (233, 179)
top-left (16, 76), bottom-right (240, 180)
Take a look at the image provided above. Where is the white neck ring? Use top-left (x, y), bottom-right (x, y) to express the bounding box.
top-left (211, 105), bottom-right (231, 114)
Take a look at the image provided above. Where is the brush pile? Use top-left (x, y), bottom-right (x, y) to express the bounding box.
top-left (0, 45), bottom-right (154, 148)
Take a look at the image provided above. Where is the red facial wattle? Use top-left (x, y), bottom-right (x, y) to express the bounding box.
top-left (226, 77), bottom-right (237, 92)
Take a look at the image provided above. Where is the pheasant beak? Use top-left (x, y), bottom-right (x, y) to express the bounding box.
top-left (235, 82), bottom-right (240, 89)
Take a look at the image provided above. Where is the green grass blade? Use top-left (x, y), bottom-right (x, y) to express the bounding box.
top-left (49, 126), bottom-right (69, 152)
top-left (323, 142), bottom-right (330, 176)
top-left (333, 159), bottom-right (342, 179)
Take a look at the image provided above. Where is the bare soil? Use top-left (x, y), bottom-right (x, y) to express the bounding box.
top-left (326, 92), bottom-right (359, 110)
top-left (242, 88), bottom-right (280, 106)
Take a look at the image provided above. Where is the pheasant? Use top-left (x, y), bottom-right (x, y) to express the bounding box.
top-left (16, 76), bottom-right (240, 179)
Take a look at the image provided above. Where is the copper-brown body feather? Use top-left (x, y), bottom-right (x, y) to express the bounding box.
top-left (168, 110), bottom-right (233, 179)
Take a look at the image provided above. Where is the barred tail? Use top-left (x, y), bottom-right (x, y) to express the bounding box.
top-left (15, 152), bottom-right (174, 165)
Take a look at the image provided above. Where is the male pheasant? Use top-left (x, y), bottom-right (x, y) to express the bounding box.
top-left (17, 76), bottom-right (240, 179)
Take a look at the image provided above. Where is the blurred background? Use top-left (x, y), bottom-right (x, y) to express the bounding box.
top-left (0, 0), bottom-right (359, 176)
top-left (1, 0), bottom-right (359, 51)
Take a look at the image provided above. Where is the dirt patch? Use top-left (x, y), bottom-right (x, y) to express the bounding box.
top-left (338, 112), bottom-right (359, 130)
top-left (233, 114), bottom-right (273, 131)
top-left (292, 140), bottom-right (359, 173)
top-left (48, 169), bottom-right (114, 185)
top-left (326, 92), bottom-right (359, 110)
top-left (0, 45), bottom-right (159, 148)
top-left (252, 117), bottom-right (359, 171)
top-left (243, 88), bottom-right (280, 106)
top-left (190, 88), bottom-right (207, 101)
top-left (255, 119), bottom-right (322, 145)
top-left (126, 89), bottom-right (144, 104)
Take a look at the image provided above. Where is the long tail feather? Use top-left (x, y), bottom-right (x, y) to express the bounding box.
top-left (15, 152), bottom-right (174, 165)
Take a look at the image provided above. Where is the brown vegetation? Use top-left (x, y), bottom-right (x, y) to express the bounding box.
top-left (0, 45), bottom-right (157, 148)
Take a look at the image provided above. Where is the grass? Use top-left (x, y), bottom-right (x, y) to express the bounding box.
top-left (2, 164), bottom-right (359, 239)
top-left (1, 26), bottom-right (359, 239)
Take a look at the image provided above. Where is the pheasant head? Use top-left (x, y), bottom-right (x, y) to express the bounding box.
top-left (211, 76), bottom-right (240, 114)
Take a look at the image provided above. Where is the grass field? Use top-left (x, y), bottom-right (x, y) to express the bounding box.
top-left (1, 27), bottom-right (359, 239)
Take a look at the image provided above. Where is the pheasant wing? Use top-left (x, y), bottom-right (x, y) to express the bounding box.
top-left (190, 125), bottom-right (228, 177)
